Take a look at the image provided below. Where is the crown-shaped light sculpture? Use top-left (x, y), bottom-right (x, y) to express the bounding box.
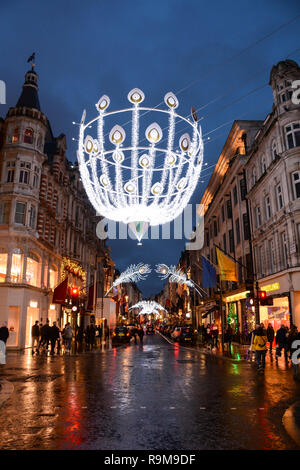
top-left (77, 89), bottom-right (204, 242)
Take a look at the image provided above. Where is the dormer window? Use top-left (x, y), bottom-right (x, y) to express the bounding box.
top-left (24, 128), bottom-right (34, 144)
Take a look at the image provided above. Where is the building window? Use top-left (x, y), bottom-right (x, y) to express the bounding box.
top-left (233, 186), bottom-right (238, 206)
top-left (243, 213), bottom-right (250, 240)
top-left (226, 199), bottom-right (232, 219)
top-left (49, 265), bottom-right (57, 289)
top-left (292, 171), bottom-right (300, 199)
top-left (268, 240), bottom-right (275, 273)
top-left (221, 205), bottom-right (225, 222)
top-left (271, 140), bottom-right (278, 161)
top-left (213, 220), bottom-right (217, 237)
top-left (240, 178), bottom-right (246, 200)
top-left (29, 205), bottom-right (36, 229)
top-left (276, 184), bottom-right (283, 209)
top-left (24, 128), bottom-right (34, 144)
top-left (14, 202), bottom-right (26, 224)
top-left (6, 169), bottom-right (15, 183)
top-left (0, 252), bottom-right (7, 282)
top-left (280, 232), bottom-right (288, 269)
top-left (0, 202), bottom-right (10, 224)
top-left (235, 218), bottom-right (240, 244)
top-left (265, 195), bottom-right (271, 220)
top-left (26, 252), bottom-right (40, 287)
top-left (229, 229), bottom-right (234, 253)
top-left (255, 206), bottom-right (261, 228)
top-left (223, 233), bottom-right (226, 252)
top-left (252, 167), bottom-right (257, 186)
top-left (33, 173), bottom-right (39, 188)
top-left (36, 133), bottom-right (43, 150)
top-left (8, 128), bottom-right (19, 144)
top-left (285, 122), bottom-right (300, 149)
top-left (19, 170), bottom-right (29, 184)
top-left (261, 155), bottom-right (267, 174)
top-left (11, 249), bottom-right (23, 283)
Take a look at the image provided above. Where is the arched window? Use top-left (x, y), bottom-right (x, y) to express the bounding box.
top-left (26, 252), bottom-right (40, 287)
top-left (11, 248), bottom-right (23, 283)
top-left (49, 265), bottom-right (58, 289)
top-left (271, 140), bottom-right (278, 161)
top-left (24, 128), bottom-right (34, 144)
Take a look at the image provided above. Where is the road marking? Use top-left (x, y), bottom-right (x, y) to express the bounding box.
top-left (200, 407), bottom-right (206, 410)
top-left (140, 406), bottom-right (146, 409)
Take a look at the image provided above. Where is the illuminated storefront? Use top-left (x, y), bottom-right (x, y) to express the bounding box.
top-left (258, 279), bottom-right (292, 330)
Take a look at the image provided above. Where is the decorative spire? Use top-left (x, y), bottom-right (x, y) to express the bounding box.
top-left (16, 54), bottom-right (40, 110)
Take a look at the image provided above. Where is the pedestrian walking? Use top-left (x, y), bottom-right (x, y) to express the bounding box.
top-left (224, 325), bottom-right (233, 353)
top-left (275, 324), bottom-right (288, 362)
top-left (31, 320), bottom-right (40, 355)
top-left (249, 324), bottom-right (260, 361)
top-left (50, 321), bottom-right (60, 355)
top-left (266, 324), bottom-right (275, 357)
top-left (85, 325), bottom-right (91, 350)
top-left (90, 324), bottom-right (96, 350)
top-left (137, 326), bottom-right (144, 344)
top-left (253, 326), bottom-right (268, 373)
top-left (211, 320), bottom-right (219, 348)
top-left (64, 322), bottom-right (73, 353)
top-left (0, 322), bottom-right (9, 365)
top-left (40, 320), bottom-right (51, 352)
top-left (206, 324), bottom-right (212, 349)
top-left (97, 325), bottom-right (102, 346)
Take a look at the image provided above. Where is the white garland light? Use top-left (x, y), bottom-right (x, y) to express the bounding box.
top-left (129, 300), bottom-right (167, 315)
top-left (77, 89), bottom-right (204, 241)
top-left (105, 263), bottom-right (151, 296)
top-left (155, 263), bottom-right (202, 296)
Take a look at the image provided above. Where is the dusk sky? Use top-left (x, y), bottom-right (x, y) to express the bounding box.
top-left (1, 0), bottom-right (299, 297)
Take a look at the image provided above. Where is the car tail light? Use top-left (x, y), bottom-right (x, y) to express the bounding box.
top-left (126, 333), bottom-right (130, 336)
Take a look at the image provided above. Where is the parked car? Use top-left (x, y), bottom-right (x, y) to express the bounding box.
top-left (146, 325), bottom-right (155, 335)
top-left (112, 326), bottom-right (131, 344)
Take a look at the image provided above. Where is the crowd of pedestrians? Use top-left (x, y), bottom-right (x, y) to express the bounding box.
top-left (28, 320), bottom-right (110, 356)
top-left (249, 322), bottom-right (300, 378)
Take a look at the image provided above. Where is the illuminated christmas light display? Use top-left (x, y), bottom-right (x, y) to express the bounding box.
top-left (105, 263), bottom-right (151, 296)
top-left (129, 300), bottom-right (167, 315)
top-left (77, 89), bottom-right (204, 241)
top-left (155, 263), bottom-right (202, 296)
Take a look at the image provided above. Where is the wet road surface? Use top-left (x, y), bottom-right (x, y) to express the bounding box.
top-left (1, 332), bottom-right (300, 450)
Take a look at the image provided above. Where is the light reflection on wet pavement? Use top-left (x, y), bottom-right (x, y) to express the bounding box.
top-left (0, 333), bottom-right (300, 450)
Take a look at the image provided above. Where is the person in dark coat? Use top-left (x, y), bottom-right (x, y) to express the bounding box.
top-left (90, 324), bottom-right (96, 350)
top-left (266, 324), bottom-right (275, 356)
top-left (31, 320), bottom-right (40, 355)
top-left (40, 320), bottom-right (51, 351)
top-left (276, 324), bottom-right (288, 361)
top-left (50, 321), bottom-right (60, 355)
top-left (137, 326), bottom-right (144, 344)
top-left (0, 322), bottom-right (9, 365)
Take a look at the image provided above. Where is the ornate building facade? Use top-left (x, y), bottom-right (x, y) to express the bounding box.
top-left (0, 65), bottom-right (107, 348)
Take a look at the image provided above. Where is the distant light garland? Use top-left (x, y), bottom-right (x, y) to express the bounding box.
top-left (129, 300), bottom-right (167, 315)
top-left (77, 89), bottom-right (204, 241)
top-left (105, 263), bottom-right (151, 296)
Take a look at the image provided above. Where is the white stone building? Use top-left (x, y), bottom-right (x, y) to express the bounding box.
top-left (246, 59), bottom-right (300, 329)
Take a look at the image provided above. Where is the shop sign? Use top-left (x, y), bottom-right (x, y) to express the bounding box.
top-left (261, 282), bottom-right (280, 292)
